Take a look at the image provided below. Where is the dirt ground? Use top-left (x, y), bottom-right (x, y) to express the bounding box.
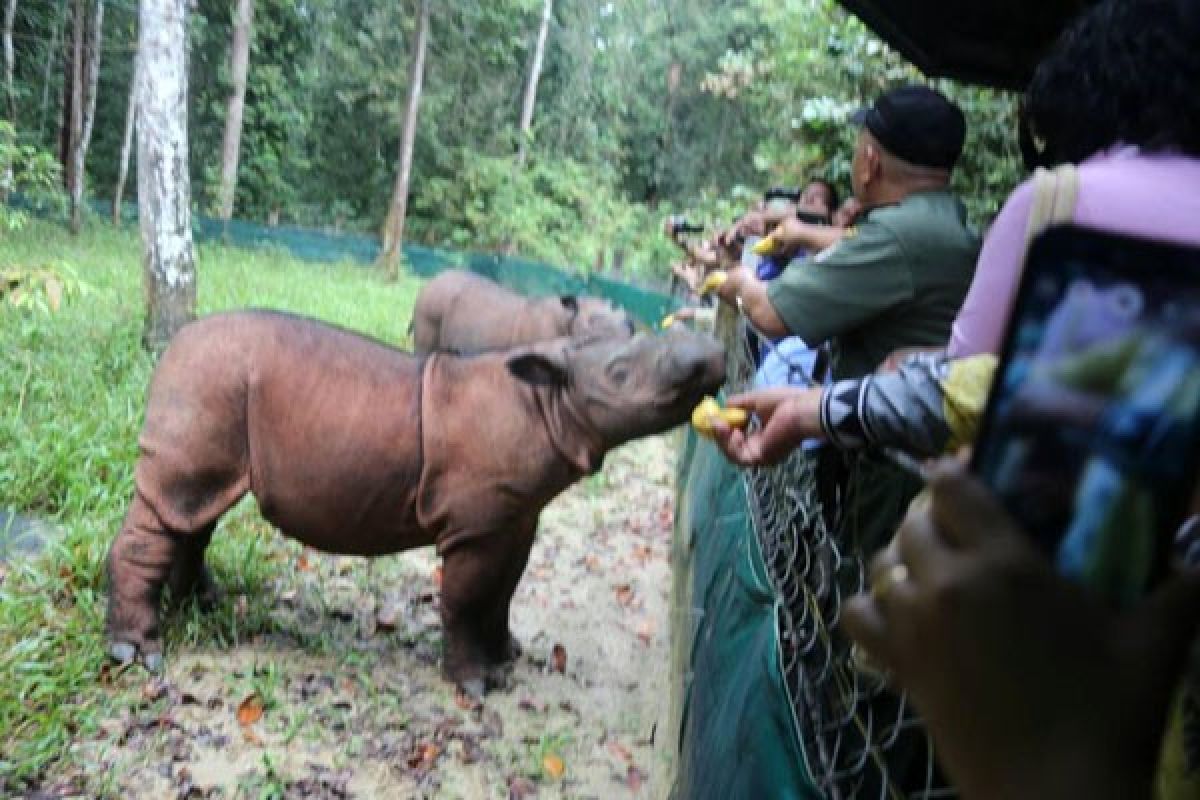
top-left (71, 435), bottom-right (679, 800)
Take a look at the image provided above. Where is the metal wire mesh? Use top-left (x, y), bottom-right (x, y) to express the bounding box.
top-left (722, 315), bottom-right (957, 800)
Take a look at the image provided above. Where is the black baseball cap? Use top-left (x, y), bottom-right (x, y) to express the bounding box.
top-left (849, 86), bottom-right (967, 170)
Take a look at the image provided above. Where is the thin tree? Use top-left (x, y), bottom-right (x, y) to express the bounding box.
top-left (516, 0), bottom-right (552, 167)
top-left (2, 0), bottom-right (17, 198)
top-left (378, 0), bottom-right (429, 280)
top-left (64, 0), bottom-right (82, 219)
top-left (216, 0), bottom-right (253, 221)
top-left (112, 51), bottom-right (137, 224)
top-left (66, 0), bottom-right (103, 232)
top-left (138, 0), bottom-right (196, 353)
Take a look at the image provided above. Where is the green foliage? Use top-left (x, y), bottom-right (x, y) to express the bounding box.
top-left (0, 122), bottom-right (64, 233)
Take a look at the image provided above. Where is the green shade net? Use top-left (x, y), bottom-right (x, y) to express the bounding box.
top-left (671, 430), bottom-right (820, 799)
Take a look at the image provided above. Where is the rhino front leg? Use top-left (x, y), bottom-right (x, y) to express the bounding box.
top-left (439, 528), bottom-right (535, 697)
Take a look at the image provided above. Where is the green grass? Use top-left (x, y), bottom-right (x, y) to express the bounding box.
top-left (0, 218), bottom-right (422, 790)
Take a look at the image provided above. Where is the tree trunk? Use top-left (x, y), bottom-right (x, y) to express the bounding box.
top-left (138, 0), bottom-right (196, 354)
top-left (112, 52), bottom-right (138, 224)
top-left (67, 0), bottom-right (102, 231)
top-left (64, 0), bottom-right (82, 212)
top-left (515, 0), bottom-right (551, 167)
top-left (2, 0), bottom-right (16, 199)
top-left (378, 0), bottom-right (429, 280)
top-left (38, 0), bottom-right (64, 139)
top-left (216, 0), bottom-right (252, 221)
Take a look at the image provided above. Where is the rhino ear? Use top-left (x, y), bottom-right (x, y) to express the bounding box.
top-left (507, 348), bottom-right (569, 387)
top-left (559, 295), bottom-right (579, 312)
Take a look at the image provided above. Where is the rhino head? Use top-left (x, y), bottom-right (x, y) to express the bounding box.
top-left (559, 295), bottom-right (637, 340)
top-left (506, 328), bottom-right (726, 466)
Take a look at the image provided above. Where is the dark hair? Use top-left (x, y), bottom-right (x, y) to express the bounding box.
top-left (807, 178), bottom-right (840, 217)
top-left (1022, 0), bottom-right (1200, 167)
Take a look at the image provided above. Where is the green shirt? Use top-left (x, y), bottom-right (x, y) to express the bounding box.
top-left (767, 189), bottom-right (980, 379)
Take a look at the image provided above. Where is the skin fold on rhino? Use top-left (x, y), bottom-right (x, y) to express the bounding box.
top-left (106, 310), bottom-right (725, 696)
top-left (411, 269), bottom-right (636, 355)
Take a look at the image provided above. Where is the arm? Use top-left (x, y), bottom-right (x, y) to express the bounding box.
top-left (714, 266), bottom-right (790, 339)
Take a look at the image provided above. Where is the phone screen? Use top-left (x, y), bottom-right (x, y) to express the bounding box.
top-left (971, 227), bottom-right (1200, 605)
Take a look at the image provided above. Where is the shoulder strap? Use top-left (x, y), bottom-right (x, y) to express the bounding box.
top-left (1023, 163), bottom-right (1080, 252)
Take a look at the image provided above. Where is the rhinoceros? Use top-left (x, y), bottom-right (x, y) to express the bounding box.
top-left (106, 310), bottom-right (724, 695)
top-left (411, 269), bottom-right (635, 354)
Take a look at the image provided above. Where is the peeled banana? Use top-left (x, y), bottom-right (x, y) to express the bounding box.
top-left (661, 313), bottom-right (677, 329)
top-left (691, 396), bottom-right (749, 438)
top-left (750, 235), bottom-right (779, 257)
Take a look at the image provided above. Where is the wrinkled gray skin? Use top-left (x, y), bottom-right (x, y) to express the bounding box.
top-left (105, 311), bottom-right (724, 697)
top-left (411, 269), bottom-right (635, 354)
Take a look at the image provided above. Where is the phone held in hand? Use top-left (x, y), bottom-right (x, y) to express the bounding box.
top-left (971, 226), bottom-right (1200, 606)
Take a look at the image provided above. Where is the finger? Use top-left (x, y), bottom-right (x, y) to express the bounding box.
top-left (842, 595), bottom-right (899, 673)
top-left (895, 490), bottom-right (959, 583)
top-left (926, 458), bottom-right (1012, 550)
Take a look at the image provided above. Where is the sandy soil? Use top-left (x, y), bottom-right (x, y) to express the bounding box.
top-left (71, 435), bottom-right (678, 799)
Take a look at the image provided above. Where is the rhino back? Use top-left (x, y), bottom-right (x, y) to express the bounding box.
top-left (151, 311), bottom-right (428, 555)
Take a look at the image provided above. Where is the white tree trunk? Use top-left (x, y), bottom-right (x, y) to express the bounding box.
top-left (379, 0), bottom-right (429, 279)
top-left (2, 0), bottom-right (16, 198)
top-left (138, 0), bottom-right (195, 354)
top-left (66, 0), bottom-right (83, 231)
top-left (80, 0), bottom-right (103, 154)
top-left (216, 0), bottom-right (252, 220)
top-left (112, 51), bottom-right (138, 224)
top-left (516, 0), bottom-right (551, 167)
top-left (37, 0), bottom-right (64, 139)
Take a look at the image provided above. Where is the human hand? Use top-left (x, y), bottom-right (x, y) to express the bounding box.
top-left (844, 459), bottom-right (1200, 800)
top-left (708, 387), bottom-right (824, 467)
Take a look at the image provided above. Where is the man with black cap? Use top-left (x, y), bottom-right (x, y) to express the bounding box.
top-left (715, 85), bottom-right (980, 380)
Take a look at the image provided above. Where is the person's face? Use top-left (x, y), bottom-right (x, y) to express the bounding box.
top-left (799, 182), bottom-right (833, 217)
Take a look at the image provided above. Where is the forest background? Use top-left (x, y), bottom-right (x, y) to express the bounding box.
top-left (2, 0), bottom-right (1023, 281)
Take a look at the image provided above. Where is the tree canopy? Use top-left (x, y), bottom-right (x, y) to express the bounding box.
top-left (4, 0), bottom-right (1024, 280)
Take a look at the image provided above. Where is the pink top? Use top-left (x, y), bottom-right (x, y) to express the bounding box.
top-left (948, 149), bottom-right (1200, 357)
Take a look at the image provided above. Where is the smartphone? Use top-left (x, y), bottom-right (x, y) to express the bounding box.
top-left (971, 226), bottom-right (1200, 605)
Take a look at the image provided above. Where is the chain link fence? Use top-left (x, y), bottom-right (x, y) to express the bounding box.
top-left (722, 312), bottom-right (955, 800)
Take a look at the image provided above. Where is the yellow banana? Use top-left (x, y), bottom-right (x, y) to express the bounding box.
top-left (698, 271), bottom-right (728, 296)
top-left (660, 313), bottom-right (676, 329)
top-left (691, 396), bottom-right (749, 438)
top-left (751, 235), bottom-right (779, 256)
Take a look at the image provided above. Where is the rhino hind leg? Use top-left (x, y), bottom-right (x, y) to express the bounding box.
top-left (167, 525), bottom-right (219, 611)
top-left (105, 496), bottom-right (185, 671)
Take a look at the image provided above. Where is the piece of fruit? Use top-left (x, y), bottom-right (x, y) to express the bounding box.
top-left (691, 396), bottom-right (749, 438)
top-left (660, 313), bottom-right (676, 329)
top-left (751, 235), bottom-right (779, 256)
top-left (698, 270), bottom-right (727, 296)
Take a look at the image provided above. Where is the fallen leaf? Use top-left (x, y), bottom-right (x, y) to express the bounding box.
top-left (455, 687), bottom-right (482, 711)
top-left (636, 619), bottom-right (656, 646)
top-left (542, 753), bottom-right (565, 780)
top-left (376, 603), bottom-right (399, 632)
top-left (507, 775), bottom-right (538, 799)
top-left (141, 679), bottom-right (169, 704)
top-left (614, 583), bottom-right (635, 607)
top-left (583, 554), bottom-right (602, 573)
top-left (236, 693), bottom-right (264, 726)
top-left (551, 644), bottom-right (567, 674)
top-left (518, 697), bottom-right (540, 713)
top-left (608, 740), bottom-right (633, 763)
top-left (296, 552), bottom-right (314, 572)
top-left (626, 765), bottom-right (647, 791)
top-left (241, 726), bottom-right (263, 746)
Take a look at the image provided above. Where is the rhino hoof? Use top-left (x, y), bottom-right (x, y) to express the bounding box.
top-left (142, 652), bottom-right (163, 673)
top-left (108, 641), bottom-right (137, 665)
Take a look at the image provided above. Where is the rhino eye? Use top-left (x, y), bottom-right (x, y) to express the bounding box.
top-left (607, 360), bottom-right (631, 384)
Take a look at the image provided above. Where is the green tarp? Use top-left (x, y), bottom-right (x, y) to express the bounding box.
top-left (671, 430), bottom-right (820, 800)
